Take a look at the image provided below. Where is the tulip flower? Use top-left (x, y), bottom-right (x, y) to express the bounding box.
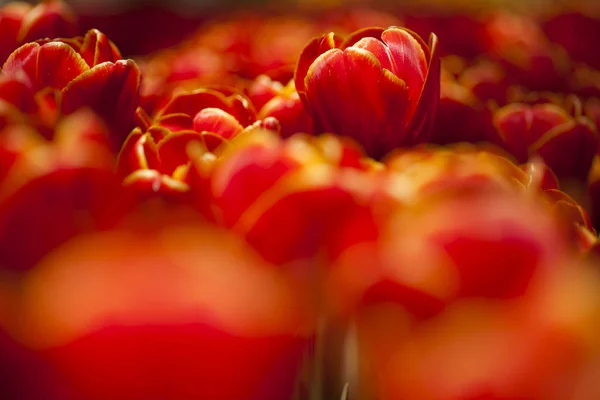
top-left (295, 26), bottom-right (440, 159)
top-left (207, 130), bottom-right (382, 265)
top-left (12, 222), bottom-right (314, 400)
top-left (117, 87), bottom-right (281, 204)
top-left (488, 100), bottom-right (598, 182)
top-left (2, 29), bottom-right (141, 149)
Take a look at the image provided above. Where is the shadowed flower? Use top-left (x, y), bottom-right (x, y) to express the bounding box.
top-left (487, 99), bottom-right (598, 182)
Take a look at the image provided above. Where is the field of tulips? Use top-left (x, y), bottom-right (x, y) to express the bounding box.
top-left (2, 0), bottom-right (600, 399)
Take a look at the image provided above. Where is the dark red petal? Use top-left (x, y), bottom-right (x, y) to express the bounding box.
top-left (490, 104), bottom-right (532, 163)
top-left (0, 168), bottom-right (128, 271)
top-left (532, 119), bottom-right (598, 181)
top-left (62, 59), bottom-right (141, 149)
top-left (404, 32), bottom-right (440, 145)
top-left (0, 3), bottom-right (29, 63)
top-left (0, 76), bottom-right (37, 113)
top-left (18, 0), bottom-right (77, 44)
top-left (116, 128), bottom-right (147, 178)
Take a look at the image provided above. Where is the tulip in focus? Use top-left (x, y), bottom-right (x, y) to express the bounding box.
top-left (295, 26), bottom-right (440, 159)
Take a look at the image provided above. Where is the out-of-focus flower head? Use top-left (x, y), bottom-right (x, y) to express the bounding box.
top-left (195, 14), bottom-right (321, 83)
top-left (5, 220), bottom-right (315, 400)
top-left (0, 0), bottom-right (78, 64)
top-left (487, 97), bottom-right (598, 183)
top-left (295, 25), bottom-right (440, 159)
top-left (0, 109), bottom-right (131, 272)
top-left (205, 130), bottom-right (382, 265)
top-left (483, 11), bottom-right (572, 92)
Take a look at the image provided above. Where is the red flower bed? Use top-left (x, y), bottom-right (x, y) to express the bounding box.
top-left (1, 1), bottom-right (600, 399)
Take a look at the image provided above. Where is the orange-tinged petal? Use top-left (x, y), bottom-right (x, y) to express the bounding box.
top-left (2, 42), bottom-right (40, 85)
top-left (79, 29), bottom-right (122, 68)
top-left (193, 108), bottom-right (244, 139)
top-left (36, 42), bottom-right (89, 89)
top-left (294, 32), bottom-right (342, 98)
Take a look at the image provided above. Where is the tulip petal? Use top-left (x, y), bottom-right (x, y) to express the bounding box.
top-left (159, 89), bottom-right (255, 128)
top-left (381, 29), bottom-right (428, 105)
top-left (36, 42), bottom-right (89, 89)
top-left (18, 0), bottom-right (77, 44)
top-left (294, 32), bottom-right (342, 99)
top-left (79, 29), bottom-right (122, 68)
top-left (305, 46), bottom-right (409, 157)
top-left (2, 42), bottom-right (40, 86)
top-left (404, 32), bottom-right (440, 144)
top-left (193, 108), bottom-right (245, 139)
top-left (157, 113), bottom-right (194, 132)
top-left (156, 131), bottom-right (205, 175)
top-left (62, 59), bottom-right (141, 148)
top-left (352, 37), bottom-right (393, 71)
top-left (532, 119), bottom-right (597, 181)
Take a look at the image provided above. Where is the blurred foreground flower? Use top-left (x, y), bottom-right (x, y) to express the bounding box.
top-left (4, 220), bottom-right (314, 400)
top-left (295, 26), bottom-right (440, 159)
top-left (0, 109), bottom-right (128, 271)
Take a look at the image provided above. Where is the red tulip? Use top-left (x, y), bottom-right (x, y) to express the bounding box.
top-left (488, 101), bottom-right (598, 182)
top-left (208, 131), bottom-right (381, 265)
top-left (295, 26), bottom-right (440, 159)
top-left (117, 86), bottom-right (279, 205)
top-left (13, 222), bottom-right (314, 400)
top-left (2, 29), bottom-right (141, 149)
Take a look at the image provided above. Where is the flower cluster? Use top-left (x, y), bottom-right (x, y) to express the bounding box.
top-left (1, 1), bottom-right (600, 399)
